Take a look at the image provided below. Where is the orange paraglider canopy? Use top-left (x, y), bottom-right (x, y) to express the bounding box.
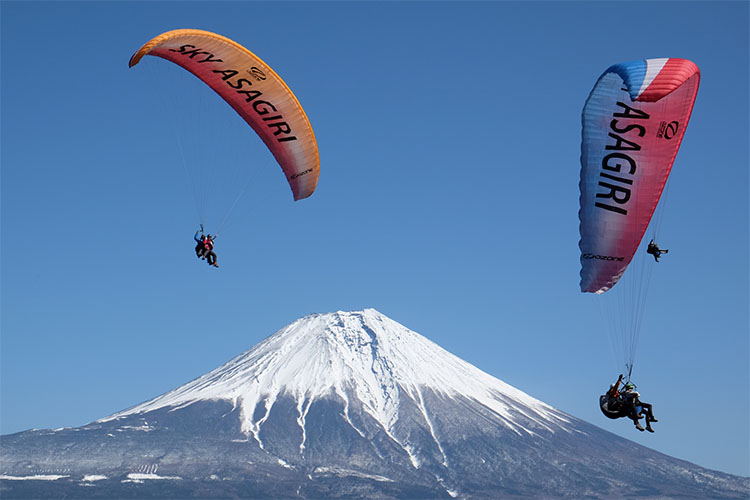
top-left (130, 29), bottom-right (319, 201)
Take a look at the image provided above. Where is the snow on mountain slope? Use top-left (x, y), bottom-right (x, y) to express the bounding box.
top-left (103, 309), bottom-right (571, 443)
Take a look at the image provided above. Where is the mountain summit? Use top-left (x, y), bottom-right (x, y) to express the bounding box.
top-left (1, 310), bottom-right (747, 499)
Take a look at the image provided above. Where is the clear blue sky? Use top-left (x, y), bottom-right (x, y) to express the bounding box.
top-left (2, 0), bottom-right (748, 478)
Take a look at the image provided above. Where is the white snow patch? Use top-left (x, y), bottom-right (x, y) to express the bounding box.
top-left (123, 473), bottom-right (181, 482)
top-left (277, 458), bottom-right (294, 469)
top-left (436, 475), bottom-right (459, 498)
top-left (119, 424), bottom-right (154, 432)
top-left (248, 393), bottom-right (277, 449)
top-left (335, 386), bottom-right (360, 431)
top-left (313, 467), bottom-right (393, 482)
top-left (0, 474), bottom-right (69, 481)
top-left (297, 394), bottom-right (313, 455)
top-left (82, 475), bottom-right (107, 481)
top-left (413, 385), bottom-right (448, 467)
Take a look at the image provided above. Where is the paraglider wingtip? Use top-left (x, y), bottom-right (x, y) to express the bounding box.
top-left (129, 50), bottom-right (146, 68)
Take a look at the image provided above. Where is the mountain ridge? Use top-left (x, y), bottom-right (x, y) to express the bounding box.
top-left (103, 309), bottom-right (571, 441)
top-left (1, 309), bottom-right (747, 499)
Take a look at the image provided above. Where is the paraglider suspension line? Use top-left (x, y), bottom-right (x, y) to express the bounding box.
top-left (625, 362), bottom-right (634, 384)
top-left (215, 175), bottom-right (255, 235)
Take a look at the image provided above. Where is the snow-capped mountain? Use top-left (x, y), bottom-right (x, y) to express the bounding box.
top-left (107, 309), bottom-right (572, 456)
top-left (1, 310), bottom-right (747, 499)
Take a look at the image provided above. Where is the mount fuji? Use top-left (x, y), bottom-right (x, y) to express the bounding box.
top-left (1, 309), bottom-right (747, 499)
